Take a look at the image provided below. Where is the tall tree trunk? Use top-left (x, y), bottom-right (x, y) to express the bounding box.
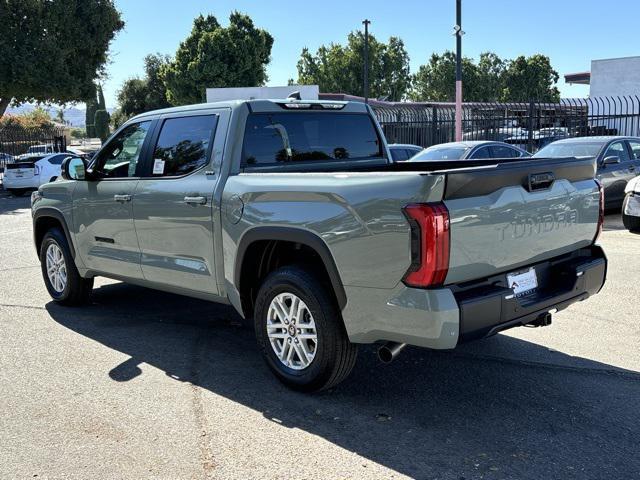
top-left (0, 97), bottom-right (10, 118)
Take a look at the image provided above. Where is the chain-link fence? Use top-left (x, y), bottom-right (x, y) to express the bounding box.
top-left (372, 96), bottom-right (640, 153)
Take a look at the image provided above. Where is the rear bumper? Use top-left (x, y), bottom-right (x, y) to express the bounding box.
top-left (342, 246), bottom-right (607, 349)
top-left (3, 175), bottom-right (39, 189)
top-left (454, 245), bottom-right (606, 342)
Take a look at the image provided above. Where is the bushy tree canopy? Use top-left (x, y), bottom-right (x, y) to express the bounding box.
top-left (501, 54), bottom-right (560, 102)
top-left (162, 13), bottom-right (274, 105)
top-left (296, 32), bottom-right (411, 101)
top-left (0, 107), bottom-right (54, 129)
top-left (115, 53), bottom-right (172, 122)
top-left (0, 0), bottom-right (124, 116)
top-left (411, 52), bottom-right (560, 103)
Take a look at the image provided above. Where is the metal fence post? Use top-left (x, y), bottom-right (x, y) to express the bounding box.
top-left (527, 101), bottom-right (535, 153)
top-left (431, 106), bottom-right (438, 147)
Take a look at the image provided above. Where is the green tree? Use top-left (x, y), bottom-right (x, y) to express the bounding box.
top-left (115, 54), bottom-right (172, 121)
top-left (411, 51), bottom-right (559, 103)
top-left (410, 52), bottom-right (479, 102)
top-left (0, 107), bottom-right (54, 129)
top-left (55, 108), bottom-right (65, 124)
top-left (296, 32), bottom-right (412, 101)
top-left (85, 87), bottom-right (98, 137)
top-left (501, 54), bottom-right (560, 102)
top-left (0, 0), bottom-right (124, 117)
top-left (476, 52), bottom-right (507, 102)
top-left (97, 84), bottom-right (106, 110)
top-left (94, 109), bottom-right (110, 142)
top-left (143, 54), bottom-right (172, 110)
top-left (69, 128), bottom-right (86, 139)
top-left (163, 13), bottom-right (274, 105)
top-left (110, 108), bottom-right (128, 130)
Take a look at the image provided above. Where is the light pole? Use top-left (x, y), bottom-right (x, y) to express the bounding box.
top-left (363, 19), bottom-right (371, 104)
top-left (454, 0), bottom-right (463, 141)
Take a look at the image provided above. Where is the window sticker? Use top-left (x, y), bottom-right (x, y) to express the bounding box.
top-left (152, 158), bottom-right (165, 175)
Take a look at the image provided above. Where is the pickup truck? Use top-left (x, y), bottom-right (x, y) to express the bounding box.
top-left (31, 99), bottom-right (607, 392)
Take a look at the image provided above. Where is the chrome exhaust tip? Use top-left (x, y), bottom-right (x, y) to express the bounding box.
top-left (378, 342), bottom-right (407, 363)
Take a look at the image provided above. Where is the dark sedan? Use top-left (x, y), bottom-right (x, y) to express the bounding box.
top-left (388, 143), bottom-right (424, 161)
top-left (407, 140), bottom-right (530, 162)
top-left (533, 136), bottom-right (640, 209)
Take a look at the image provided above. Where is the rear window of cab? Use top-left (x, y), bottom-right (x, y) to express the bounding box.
top-left (241, 112), bottom-right (383, 167)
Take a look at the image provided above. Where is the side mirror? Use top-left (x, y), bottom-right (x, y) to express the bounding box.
top-left (602, 155), bottom-right (621, 166)
top-left (61, 156), bottom-right (88, 180)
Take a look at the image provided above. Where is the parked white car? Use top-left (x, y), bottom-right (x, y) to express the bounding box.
top-left (2, 153), bottom-right (70, 196)
top-left (623, 176), bottom-right (640, 232)
top-left (27, 144), bottom-right (56, 155)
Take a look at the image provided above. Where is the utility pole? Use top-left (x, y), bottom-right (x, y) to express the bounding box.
top-left (363, 19), bottom-right (371, 104)
top-left (454, 0), bottom-right (463, 141)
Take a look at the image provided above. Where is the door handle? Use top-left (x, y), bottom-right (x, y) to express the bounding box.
top-left (183, 196), bottom-right (207, 205)
top-left (113, 194), bottom-right (132, 202)
top-left (629, 165), bottom-right (636, 172)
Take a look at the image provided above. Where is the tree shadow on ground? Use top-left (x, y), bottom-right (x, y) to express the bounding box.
top-left (46, 282), bottom-right (640, 480)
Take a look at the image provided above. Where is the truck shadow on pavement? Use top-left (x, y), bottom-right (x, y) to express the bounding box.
top-left (46, 282), bottom-right (640, 479)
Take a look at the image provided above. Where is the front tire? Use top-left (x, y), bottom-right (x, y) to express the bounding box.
top-left (254, 266), bottom-right (357, 392)
top-left (622, 193), bottom-right (640, 232)
top-left (40, 228), bottom-right (93, 305)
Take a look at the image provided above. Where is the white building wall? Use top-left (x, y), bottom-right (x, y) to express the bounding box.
top-left (590, 56), bottom-right (640, 97)
top-left (589, 57), bottom-right (640, 135)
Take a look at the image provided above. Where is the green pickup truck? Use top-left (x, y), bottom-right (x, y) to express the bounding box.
top-left (31, 99), bottom-right (607, 391)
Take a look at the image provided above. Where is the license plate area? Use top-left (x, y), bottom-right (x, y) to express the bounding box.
top-left (507, 267), bottom-right (538, 297)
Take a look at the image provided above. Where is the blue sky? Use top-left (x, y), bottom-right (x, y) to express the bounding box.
top-left (102, 0), bottom-right (640, 108)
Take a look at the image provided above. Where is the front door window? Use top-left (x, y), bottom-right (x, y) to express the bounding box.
top-left (603, 141), bottom-right (630, 163)
top-left (93, 121), bottom-right (151, 178)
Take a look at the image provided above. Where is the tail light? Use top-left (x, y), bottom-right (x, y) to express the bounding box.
top-left (402, 203), bottom-right (450, 288)
top-left (593, 179), bottom-right (604, 243)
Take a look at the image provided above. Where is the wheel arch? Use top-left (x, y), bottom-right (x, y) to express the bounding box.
top-left (234, 227), bottom-right (347, 318)
top-left (33, 208), bottom-right (76, 259)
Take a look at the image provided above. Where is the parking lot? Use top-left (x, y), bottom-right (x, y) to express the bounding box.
top-left (0, 189), bottom-right (638, 480)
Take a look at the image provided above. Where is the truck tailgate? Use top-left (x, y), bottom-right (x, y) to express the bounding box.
top-left (440, 157), bottom-right (600, 284)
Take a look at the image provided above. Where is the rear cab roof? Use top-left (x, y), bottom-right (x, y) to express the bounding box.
top-left (130, 99), bottom-right (367, 122)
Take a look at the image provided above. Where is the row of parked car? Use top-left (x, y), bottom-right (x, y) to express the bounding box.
top-left (389, 135), bottom-right (640, 231)
top-left (1, 145), bottom-right (96, 196)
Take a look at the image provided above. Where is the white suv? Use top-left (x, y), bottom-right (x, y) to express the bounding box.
top-left (3, 153), bottom-right (70, 196)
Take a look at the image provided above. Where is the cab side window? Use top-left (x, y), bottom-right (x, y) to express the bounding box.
top-left (490, 145), bottom-right (521, 158)
top-left (604, 141), bottom-right (630, 162)
top-left (469, 147), bottom-right (491, 159)
top-left (150, 115), bottom-right (218, 177)
top-left (47, 154), bottom-right (66, 165)
top-left (93, 121), bottom-right (151, 178)
top-left (390, 148), bottom-right (409, 161)
top-left (627, 141), bottom-right (640, 159)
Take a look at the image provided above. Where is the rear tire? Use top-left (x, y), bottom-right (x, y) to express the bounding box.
top-left (254, 265), bottom-right (357, 392)
top-left (40, 228), bottom-right (93, 305)
top-left (622, 193), bottom-right (640, 232)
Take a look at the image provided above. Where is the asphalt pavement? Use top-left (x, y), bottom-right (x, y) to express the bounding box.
top-left (1, 190), bottom-right (639, 479)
